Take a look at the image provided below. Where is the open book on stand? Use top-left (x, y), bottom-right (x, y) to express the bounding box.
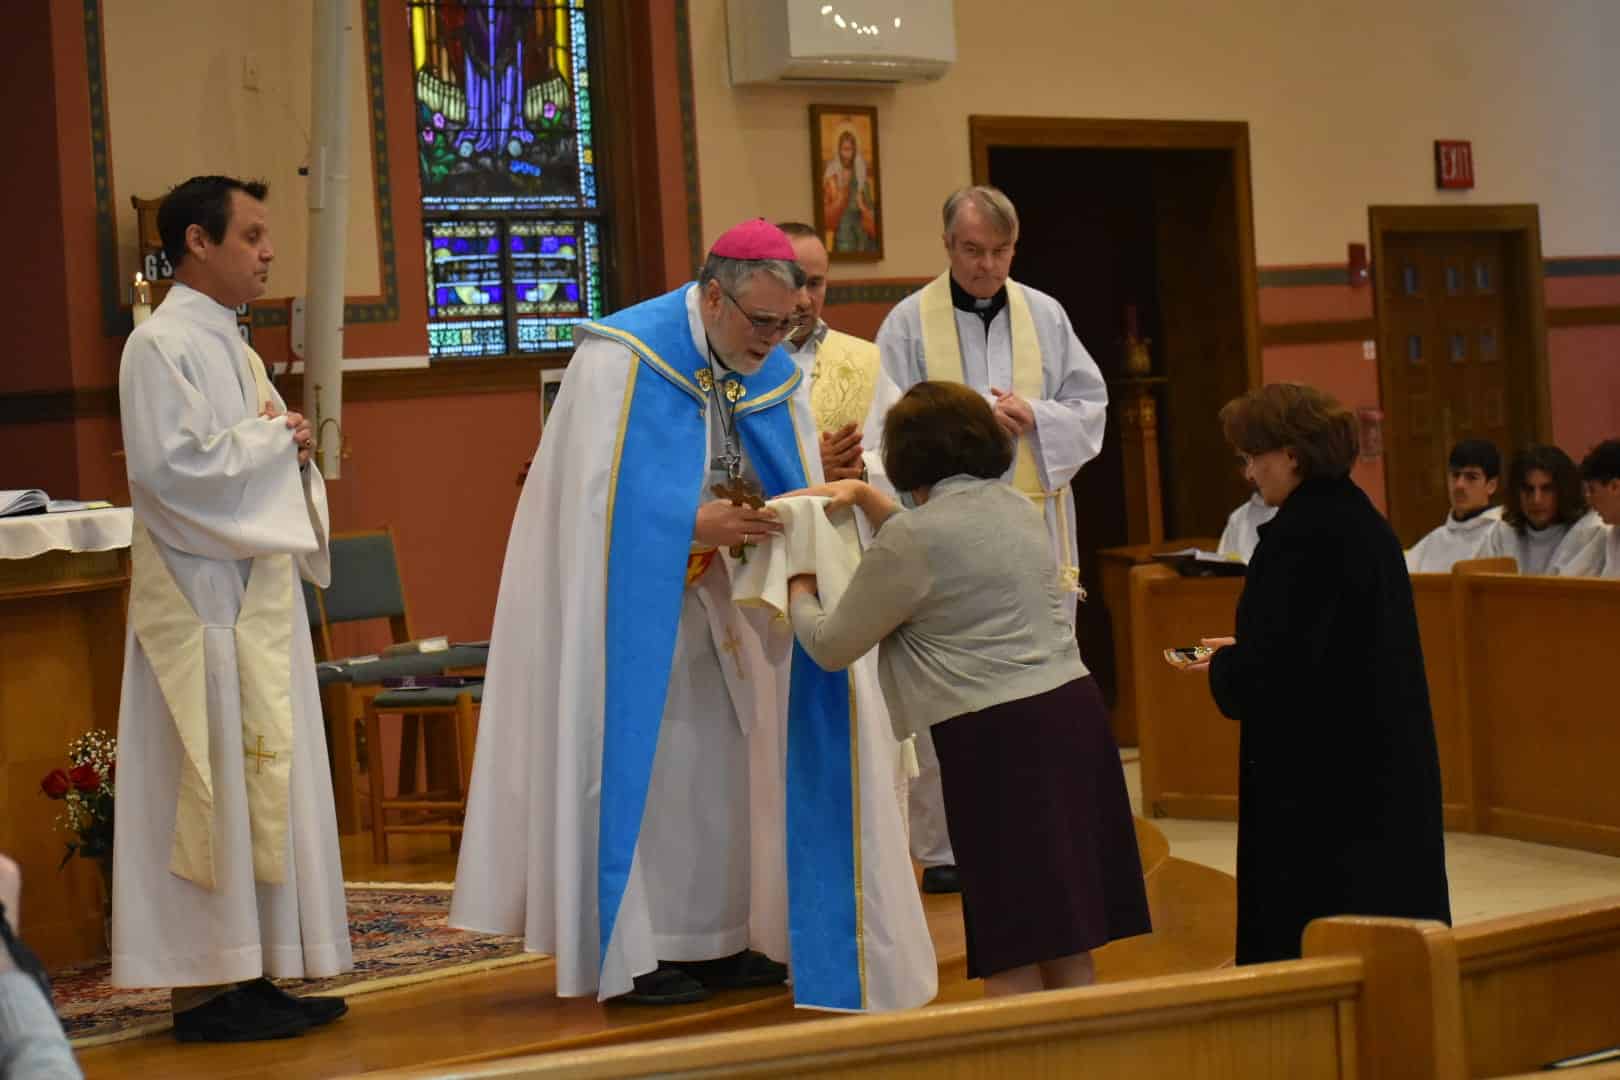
top-left (1150, 548), bottom-right (1248, 578)
top-left (0, 490), bottom-right (115, 517)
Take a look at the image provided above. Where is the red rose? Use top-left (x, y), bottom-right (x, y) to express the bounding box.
top-left (41, 770), bottom-right (71, 798)
top-left (69, 764), bottom-right (101, 793)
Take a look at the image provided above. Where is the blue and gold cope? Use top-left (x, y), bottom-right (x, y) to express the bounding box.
top-left (575, 285), bottom-right (867, 1010)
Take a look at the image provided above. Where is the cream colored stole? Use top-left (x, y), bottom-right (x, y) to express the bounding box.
top-left (809, 329), bottom-right (881, 433)
top-left (129, 345), bottom-right (297, 890)
top-left (916, 273), bottom-right (1080, 593)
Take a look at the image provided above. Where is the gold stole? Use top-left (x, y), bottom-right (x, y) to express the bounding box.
top-left (809, 329), bottom-right (881, 433)
top-left (916, 273), bottom-right (1081, 593)
top-left (917, 272), bottom-right (1045, 495)
top-left (129, 345), bottom-right (297, 889)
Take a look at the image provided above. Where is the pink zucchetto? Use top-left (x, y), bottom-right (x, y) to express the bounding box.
top-left (708, 218), bottom-right (796, 262)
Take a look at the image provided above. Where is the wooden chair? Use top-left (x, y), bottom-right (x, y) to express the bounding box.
top-left (364, 684), bottom-right (483, 863)
top-left (306, 527), bottom-right (487, 833)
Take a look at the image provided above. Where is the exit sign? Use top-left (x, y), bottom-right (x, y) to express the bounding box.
top-left (1435, 140), bottom-right (1475, 190)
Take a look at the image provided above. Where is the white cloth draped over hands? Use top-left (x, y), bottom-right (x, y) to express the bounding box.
top-left (725, 496), bottom-right (864, 616)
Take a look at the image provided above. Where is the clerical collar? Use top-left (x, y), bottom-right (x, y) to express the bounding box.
top-left (1452, 504), bottom-right (1492, 524)
top-left (949, 275), bottom-right (1007, 329)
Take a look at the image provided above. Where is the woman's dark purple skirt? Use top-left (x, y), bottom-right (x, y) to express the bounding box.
top-left (930, 675), bottom-right (1152, 979)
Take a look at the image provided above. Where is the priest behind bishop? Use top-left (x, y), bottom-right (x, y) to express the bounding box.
top-left (449, 219), bottom-right (936, 1012)
top-left (113, 176), bottom-right (351, 1043)
top-left (775, 221), bottom-right (903, 490)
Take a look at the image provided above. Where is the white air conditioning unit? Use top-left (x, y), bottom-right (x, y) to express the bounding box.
top-left (726, 0), bottom-right (956, 86)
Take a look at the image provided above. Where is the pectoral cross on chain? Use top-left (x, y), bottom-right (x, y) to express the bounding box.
top-left (245, 735), bottom-right (278, 775)
top-left (711, 474), bottom-right (765, 560)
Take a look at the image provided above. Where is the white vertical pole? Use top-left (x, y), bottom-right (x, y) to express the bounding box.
top-left (305, 0), bottom-right (353, 477)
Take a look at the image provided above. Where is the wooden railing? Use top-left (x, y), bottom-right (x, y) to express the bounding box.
top-left (347, 898), bottom-right (1620, 1079)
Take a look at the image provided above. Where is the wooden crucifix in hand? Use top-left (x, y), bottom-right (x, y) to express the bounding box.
top-left (711, 474), bottom-right (766, 560)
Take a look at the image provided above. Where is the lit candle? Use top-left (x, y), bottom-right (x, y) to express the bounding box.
top-left (131, 272), bottom-right (152, 326)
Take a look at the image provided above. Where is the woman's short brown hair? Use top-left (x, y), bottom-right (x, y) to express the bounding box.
top-left (882, 381), bottom-right (1013, 492)
top-left (1218, 383), bottom-right (1359, 480)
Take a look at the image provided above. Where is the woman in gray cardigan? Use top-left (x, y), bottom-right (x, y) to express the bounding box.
top-left (788, 381), bottom-right (1149, 998)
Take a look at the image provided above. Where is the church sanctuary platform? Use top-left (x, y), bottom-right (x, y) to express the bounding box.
top-left (76, 817), bottom-right (1234, 1078)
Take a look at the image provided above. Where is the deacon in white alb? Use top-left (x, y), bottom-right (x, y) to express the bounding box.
top-left (113, 176), bottom-right (351, 1043)
top-left (1404, 439), bottom-right (1504, 574)
top-left (876, 186), bottom-right (1108, 892)
top-left (1478, 444), bottom-right (1606, 575)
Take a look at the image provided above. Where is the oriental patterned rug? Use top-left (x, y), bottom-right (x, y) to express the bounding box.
top-left (52, 882), bottom-right (544, 1049)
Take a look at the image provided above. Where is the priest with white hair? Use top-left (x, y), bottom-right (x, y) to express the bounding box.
top-left (451, 219), bottom-right (936, 1012)
top-left (875, 185), bottom-right (1108, 894)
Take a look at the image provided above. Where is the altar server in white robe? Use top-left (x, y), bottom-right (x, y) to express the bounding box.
top-left (1478, 444), bottom-right (1606, 575)
top-left (876, 186), bottom-right (1108, 891)
top-left (1217, 489), bottom-right (1278, 564)
top-left (113, 176), bottom-right (351, 1043)
top-left (1574, 439), bottom-right (1620, 578)
top-left (1405, 439), bottom-right (1505, 573)
top-left (450, 220), bottom-right (935, 1012)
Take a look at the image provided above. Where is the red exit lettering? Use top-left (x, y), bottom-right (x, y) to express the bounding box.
top-left (1434, 140), bottom-right (1475, 190)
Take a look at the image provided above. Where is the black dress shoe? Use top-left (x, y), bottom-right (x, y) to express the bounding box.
top-left (615, 964), bottom-right (710, 1005)
top-left (920, 865), bottom-right (961, 894)
top-left (668, 949), bottom-right (788, 990)
top-left (172, 987), bottom-right (310, 1043)
top-left (239, 976), bottom-right (350, 1027)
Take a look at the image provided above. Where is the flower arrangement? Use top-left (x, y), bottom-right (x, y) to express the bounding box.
top-left (39, 729), bottom-right (116, 871)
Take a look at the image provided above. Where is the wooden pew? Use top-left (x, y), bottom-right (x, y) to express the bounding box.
top-left (1451, 898), bottom-right (1620, 1076)
top-left (1452, 572), bottom-right (1620, 853)
top-left (1129, 563), bottom-right (1241, 819)
top-left (1130, 556), bottom-right (1530, 837)
top-left (350, 900), bottom-right (1620, 1080)
top-left (1302, 897), bottom-right (1620, 1077)
top-left (350, 956), bottom-right (1378, 1079)
top-left (1096, 538), bottom-right (1218, 746)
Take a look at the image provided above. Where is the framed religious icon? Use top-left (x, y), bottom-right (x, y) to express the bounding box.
top-left (810, 105), bottom-right (884, 262)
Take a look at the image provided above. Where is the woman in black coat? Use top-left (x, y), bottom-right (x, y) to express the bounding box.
top-left (1190, 383), bottom-right (1451, 965)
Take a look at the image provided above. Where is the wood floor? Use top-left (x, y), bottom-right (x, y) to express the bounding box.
top-left (76, 822), bottom-right (1231, 1079)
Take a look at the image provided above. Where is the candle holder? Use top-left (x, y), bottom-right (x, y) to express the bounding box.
top-left (130, 272), bottom-right (153, 326)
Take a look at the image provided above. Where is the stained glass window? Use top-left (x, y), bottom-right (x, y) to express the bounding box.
top-left (409, 0), bottom-right (604, 357)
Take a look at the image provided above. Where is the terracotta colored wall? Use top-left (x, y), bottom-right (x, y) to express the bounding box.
top-left (1549, 326), bottom-right (1620, 460)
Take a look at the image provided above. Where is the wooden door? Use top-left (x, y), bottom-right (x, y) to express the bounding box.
top-left (1379, 230), bottom-right (1523, 545)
